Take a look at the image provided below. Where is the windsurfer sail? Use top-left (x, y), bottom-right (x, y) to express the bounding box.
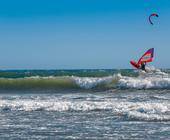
top-left (130, 48), bottom-right (154, 71)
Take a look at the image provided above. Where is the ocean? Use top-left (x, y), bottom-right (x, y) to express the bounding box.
top-left (0, 69), bottom-right (169, 139)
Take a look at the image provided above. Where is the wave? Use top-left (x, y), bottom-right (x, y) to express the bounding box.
top-left (73, 75), bottom-right (119, 89)
top-left (119, 76), bottom-right (170, 89)
top-left (0, 98), bottom-right (169, 121)
top-left (0, 76), bottom-right (78, 90)
top-left (0, 69), bottom-right (169, 90)
top-left (0, 75), bottom-right (120, 90)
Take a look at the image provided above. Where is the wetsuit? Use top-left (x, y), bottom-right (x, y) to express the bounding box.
top-left (141, 63), bottom-right (146, 71)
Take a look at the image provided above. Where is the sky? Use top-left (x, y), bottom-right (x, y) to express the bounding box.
top-left (0, 0), bottom-right (169, 69)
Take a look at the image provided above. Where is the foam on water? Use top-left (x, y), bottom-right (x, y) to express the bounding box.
top-left (0, 98), bottom-right (169, 121)
top-left (118, 71), bottom-right (170, 89)
top-left (0, 69), bottom-right (169, 139)
top-left (0, 68), bottom-right (169, 90)
top-left (72, 75), bottom-right (119, 89)
top-left (72, 68), bottom-right (170, 90)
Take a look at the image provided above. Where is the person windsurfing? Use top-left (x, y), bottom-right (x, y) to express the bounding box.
top-left (130, 48), bottom-right (154, 72)
top-left (140, 62), bottom-right (146, 72)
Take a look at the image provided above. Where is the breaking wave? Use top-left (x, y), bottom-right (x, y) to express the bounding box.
top-left (0, 98), bottom-right (169, 121)
top-left (118, 69), bottom-right (170, 89)
top-left (0, 69), bottom-right (169, 90)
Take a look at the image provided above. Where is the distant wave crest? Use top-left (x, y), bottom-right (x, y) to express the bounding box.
top-left (0, 69), bottom-right (169, 90)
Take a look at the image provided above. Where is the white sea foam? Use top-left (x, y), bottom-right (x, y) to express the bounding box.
top-left (119, 75), bottom-right (170, 89)
top-left (0, 99), bottom-right (169, 121)
top-left (0, 68), bottom-right (168, 90)
top-left (72, 75), bottom-right (118, 89)
top-left (72, 69), bottom-right (170, 89)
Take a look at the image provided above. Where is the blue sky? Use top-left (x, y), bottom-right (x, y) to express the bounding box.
top-left (0, 0), bottom-right (169, 69)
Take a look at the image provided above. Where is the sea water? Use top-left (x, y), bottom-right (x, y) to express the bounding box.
top-left (0, 69), bottom-right (169, 139)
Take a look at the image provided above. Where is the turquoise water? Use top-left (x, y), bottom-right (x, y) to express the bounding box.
top-left (0, 69), bottom-right (169, 139)
top-left (0, 69), bottom-right (134, 78)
